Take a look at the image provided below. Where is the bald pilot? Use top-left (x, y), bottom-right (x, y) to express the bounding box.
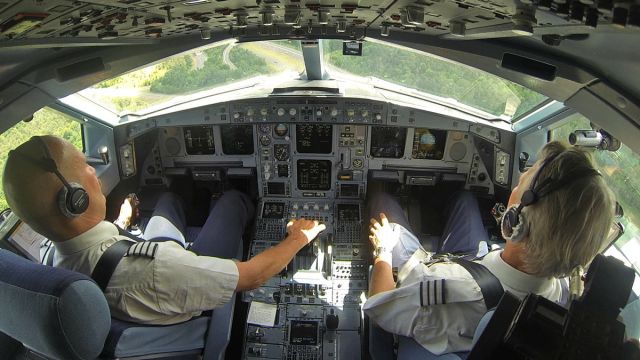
top-left (3, 135), bottom-right (326, 325)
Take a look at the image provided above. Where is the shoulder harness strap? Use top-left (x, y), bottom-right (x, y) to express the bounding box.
top-left (450, 258), bottom-right (505, 310)
top-left (91, 240), bottom-right (136, 292)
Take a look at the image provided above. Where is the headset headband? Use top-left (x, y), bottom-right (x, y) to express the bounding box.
top-left (519, 152), bottom-right (601, 211)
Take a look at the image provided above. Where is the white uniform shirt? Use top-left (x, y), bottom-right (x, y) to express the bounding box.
top-left (363, 250), bottom-right (564, 355)
top-left (53, 221), bottom-right (239, 325)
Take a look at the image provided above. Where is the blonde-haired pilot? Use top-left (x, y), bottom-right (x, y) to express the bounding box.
top-left (364, 140), bottom-right (615, 356)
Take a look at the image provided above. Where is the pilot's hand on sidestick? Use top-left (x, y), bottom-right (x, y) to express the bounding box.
top-left (369, 213), bottom-right (400, 253)
top-left (287, 218), bottom-right (326, 246)
top-left (115, 197), bottom-right (135, 229)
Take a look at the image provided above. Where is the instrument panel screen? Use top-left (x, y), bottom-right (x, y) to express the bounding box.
top-left (297, 160), bottom-right (331, 191)
top-left (370, 126), bottom-right (407, 158)
top-left (221, 124), bottom-right (254, 155)
top-left (296, 124), bottom-right (332, 154)
top-left (412, 128), bottom-right (447, 160)
top-left (337, 204), bottom-right (360, 221)
top-left (184, 126), bottom-right (215, 155)
top-left (290, 320), bottom-right (319, 345)
top-left (262, 202), bottom-right (285, 219)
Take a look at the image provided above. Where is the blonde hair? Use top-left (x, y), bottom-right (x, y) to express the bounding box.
top-left (521, 141), bottom-right (615, 277)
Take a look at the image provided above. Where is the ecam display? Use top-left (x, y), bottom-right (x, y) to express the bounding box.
top-left (297, 160), bottom-right (331, 191)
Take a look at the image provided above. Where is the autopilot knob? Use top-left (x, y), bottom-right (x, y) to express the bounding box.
top-left (326, 309), bottom-right (339, 331)
top-left (249, 328), bottom-right (264, 340)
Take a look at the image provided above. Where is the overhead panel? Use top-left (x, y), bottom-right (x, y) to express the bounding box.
top-left (0, 1), bottom-right (638, 43)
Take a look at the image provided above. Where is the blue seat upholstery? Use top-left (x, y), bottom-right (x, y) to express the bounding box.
top-left (0, 243), bottom-right (239, 360)
top-left (0, 249), bottom-right (111, 360)
top-left (102, 317), bottom-right (209, 358)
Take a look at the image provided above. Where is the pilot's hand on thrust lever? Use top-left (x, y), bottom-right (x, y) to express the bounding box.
top-left (114, 194), bottom-right (140, 230)
top-left (369, 213), bottom-right (400, 258)
top-left (287, 218), bottom-right (326, 247)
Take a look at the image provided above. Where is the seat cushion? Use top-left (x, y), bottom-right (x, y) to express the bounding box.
top-left (102, 316), bottom-right (210, 358)
top-left (0, 249), bottom-right (110, 360)
top-left (397, 336), bottom-right (465, 360)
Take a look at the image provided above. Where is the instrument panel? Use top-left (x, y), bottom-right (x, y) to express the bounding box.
top-left (144, 97), bottom-right (514, 198)
top-left (128, 97), bottom-right (515, 360)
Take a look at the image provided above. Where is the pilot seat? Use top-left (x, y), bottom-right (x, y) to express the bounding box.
top-left (0, 243), bottom-right (240, 360)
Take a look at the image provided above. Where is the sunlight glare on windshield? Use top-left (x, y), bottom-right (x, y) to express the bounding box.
top-left (79, 40), bottom-right (303, 115)
top-left (322, 39), bottom-right (547, 121)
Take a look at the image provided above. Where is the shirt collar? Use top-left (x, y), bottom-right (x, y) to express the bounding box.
top-left (482, 250), bottom-right (555, 295)
top-left (55, 221), bottom-right (118, 255)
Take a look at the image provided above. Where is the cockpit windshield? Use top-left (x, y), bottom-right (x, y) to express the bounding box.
top-left (322, 39), bottom-right (547, 121)
top-left (77, 38), bottom-right (546, 122)
top-left (78, 40), bottom-right (304, 115)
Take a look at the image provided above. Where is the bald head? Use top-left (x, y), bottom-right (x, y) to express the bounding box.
top-left (3, 136), bottom-right (106, 241)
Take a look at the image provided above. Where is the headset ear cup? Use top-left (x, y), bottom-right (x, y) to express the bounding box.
top-left (509, 212), bottom-right (529, 243)
top-left (501, 206), bottom-right (529, 242)
top-left (57, 186), bottom-right (75, 218)
top-left (57, 182), bottom-right (89, 218)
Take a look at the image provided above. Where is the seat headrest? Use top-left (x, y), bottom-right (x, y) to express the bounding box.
top-left (0, 249), bottom-right (111, 360)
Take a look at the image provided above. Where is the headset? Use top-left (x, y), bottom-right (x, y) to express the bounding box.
top-left (9, 136), bottom-right (89, 218)
top-left (501, 152), bottom-right (600, 242)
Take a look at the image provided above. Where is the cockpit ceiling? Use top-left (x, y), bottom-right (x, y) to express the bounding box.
top-left (0, 0), bottom-right (638, 43)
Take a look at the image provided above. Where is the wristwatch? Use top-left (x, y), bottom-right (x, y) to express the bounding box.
top-left (373, 246), bottom-right (392, 258)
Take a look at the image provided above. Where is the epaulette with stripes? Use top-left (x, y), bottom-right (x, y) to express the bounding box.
top-left (124, 241), bottom-right (158, 259)
top-left (420, 279), bottom-right (446, 306)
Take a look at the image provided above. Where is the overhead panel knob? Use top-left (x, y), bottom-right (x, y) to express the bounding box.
top-left (289, 108), bottom-right (297, 116)
top-left (318, 10), bottom-right (330, 25)
top-left (277, 108), bottom-right (285, 116)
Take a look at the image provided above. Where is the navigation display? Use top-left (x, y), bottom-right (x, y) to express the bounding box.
top-left (370, 126), bottom-right (407, 158)
top-left (297, 160), bottom-right (331, 191)
top-left (184, 126), bottom-right (215, 155)
top-left (221, 124), bottom-right (254, 155)
top-left (296, 124), bottom-right (332, 154)
top-left (412, 128), bottom-right (447, 159)
top-left (262, 202), bottom-right (285, 219)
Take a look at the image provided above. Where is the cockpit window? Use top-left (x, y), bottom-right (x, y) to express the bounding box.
top-left (79, 40), bottom-right (303, 115)
top-left (322, 39), bottom-right (547, 121)
top-left (551, 114), bottom-right (640, 294)
top-left (0, 107), bottom-right (83, 211)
